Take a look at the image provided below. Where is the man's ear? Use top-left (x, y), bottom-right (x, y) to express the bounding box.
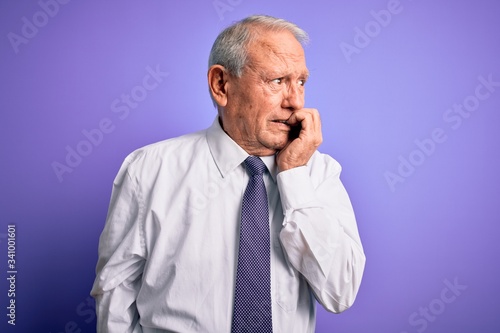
top-left (208, 65), bottom-right (230, 107)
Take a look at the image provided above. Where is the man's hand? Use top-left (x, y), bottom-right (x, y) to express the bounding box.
top-left (276, 108), bottom-right (323, 172)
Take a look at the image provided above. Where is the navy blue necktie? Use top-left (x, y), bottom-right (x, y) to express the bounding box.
top-left (231, 156), bottom-right (273, 333)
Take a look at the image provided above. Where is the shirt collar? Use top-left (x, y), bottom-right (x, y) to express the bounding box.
top-left (259, 155), bottom-right (278, 181)
top-left (206, 117), bottom-right (278, 181)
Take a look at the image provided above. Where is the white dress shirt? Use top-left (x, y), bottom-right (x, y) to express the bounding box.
top-left (91, 117), bottom-right (366, 333)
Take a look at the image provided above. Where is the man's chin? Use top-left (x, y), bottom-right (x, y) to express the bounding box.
top-left (260, 133), bottom-right (289, 153)
top-left (269, 140), bottom-right (289, 152)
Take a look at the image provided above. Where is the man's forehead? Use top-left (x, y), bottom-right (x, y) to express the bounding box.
top-left (246, 29), bottom-right (307, 74)
top-left (249, 28), bottom-right (304, 53)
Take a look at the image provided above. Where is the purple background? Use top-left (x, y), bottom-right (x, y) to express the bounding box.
top-left (1, 1), bottom-right (499, 332)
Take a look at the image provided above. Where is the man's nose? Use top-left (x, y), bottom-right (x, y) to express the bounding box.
top-left (282, 82), bottom-right (304, 111)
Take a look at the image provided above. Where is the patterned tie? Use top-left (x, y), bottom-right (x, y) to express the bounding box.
top-left (231, 156), bottom-right (273, 333)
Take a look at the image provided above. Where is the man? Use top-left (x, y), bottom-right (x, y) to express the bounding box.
top-left (91, 15), bottom-right (365, 333)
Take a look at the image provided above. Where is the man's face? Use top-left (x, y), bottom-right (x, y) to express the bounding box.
top-left (220, 29), bottom-right (309, 156)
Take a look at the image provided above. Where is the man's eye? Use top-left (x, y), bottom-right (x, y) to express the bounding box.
top-left (298, 79), bottom-right (306, 86)
top-left (272, 78), bottom-right (283, 84)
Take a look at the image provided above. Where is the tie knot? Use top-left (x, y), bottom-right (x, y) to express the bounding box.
top-left (244, 156), bottom-right (267, 176)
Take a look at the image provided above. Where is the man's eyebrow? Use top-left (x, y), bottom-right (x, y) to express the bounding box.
top-left (256, 67), bottom-right (309, 80)
top-left (296, 70), bottom-right (310, 80)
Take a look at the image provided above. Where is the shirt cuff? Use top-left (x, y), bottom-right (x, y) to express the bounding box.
top-left (276, 166), bottom-right (319, 215)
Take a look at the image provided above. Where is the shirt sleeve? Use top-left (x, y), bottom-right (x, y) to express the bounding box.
top-left (90, 152), bottom-right (147, 333)
top-left (276, 155), bottom-right (366, 313)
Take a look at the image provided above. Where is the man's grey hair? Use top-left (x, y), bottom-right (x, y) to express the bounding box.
top-left (208, 15), bottom-right (309, 107)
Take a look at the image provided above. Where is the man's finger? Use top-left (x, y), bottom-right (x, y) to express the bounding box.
top-left (286, 109), bottom-right (319, 133)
